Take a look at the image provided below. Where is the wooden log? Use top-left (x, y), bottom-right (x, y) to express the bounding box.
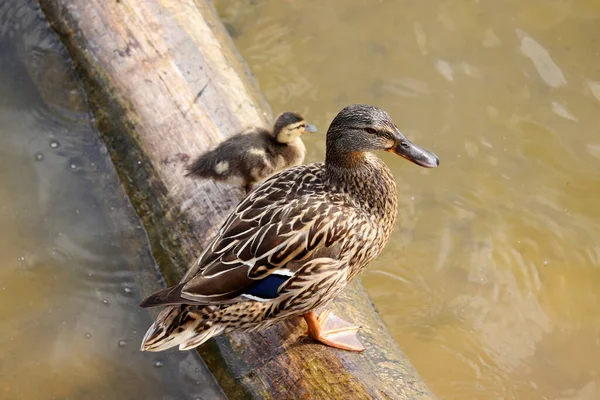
top-left (39, 0), bottom-right (437, 398)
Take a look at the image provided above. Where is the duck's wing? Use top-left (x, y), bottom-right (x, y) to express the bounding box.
top-left (140, 164), bottom-right (365, 307)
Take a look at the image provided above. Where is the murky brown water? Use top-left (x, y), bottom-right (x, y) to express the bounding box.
top-left (216, 0), bottom-right (600, 398)
top-left (0, 1), bottom-right (223, 399)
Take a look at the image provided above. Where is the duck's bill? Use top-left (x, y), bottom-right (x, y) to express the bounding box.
top-left (304, 123), bottom-right (318, 133)
top-left (388, 134), bottom-right (439, 168)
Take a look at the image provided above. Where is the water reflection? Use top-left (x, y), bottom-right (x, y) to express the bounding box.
top-left (216, 0), bottom-right (600, 398)
top-left (0, 1), bottom-right (223, 399)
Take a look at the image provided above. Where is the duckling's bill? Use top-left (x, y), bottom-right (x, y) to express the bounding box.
top-left (304, 123), bottom-right (318, 133)
top-left (387, 130), bottom-right (439, 168)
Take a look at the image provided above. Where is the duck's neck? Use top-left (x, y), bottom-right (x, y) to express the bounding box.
top-left (325, 152), bottom-right (398, 220)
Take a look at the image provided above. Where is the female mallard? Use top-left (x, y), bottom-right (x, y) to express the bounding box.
top-left (186, 112), bottom-right (317, 193)
top-left (140, 104), bottom-right (439, 352)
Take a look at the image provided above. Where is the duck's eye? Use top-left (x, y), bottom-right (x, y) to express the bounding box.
top-left (365, 127), bottom-right (377, 135)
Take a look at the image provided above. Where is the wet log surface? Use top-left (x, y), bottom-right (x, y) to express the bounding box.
top-left (39, 0), bottom-right (437, 398)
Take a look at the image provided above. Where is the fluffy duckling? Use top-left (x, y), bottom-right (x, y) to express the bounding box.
top-left (186, 112), bottom-right (317, 193)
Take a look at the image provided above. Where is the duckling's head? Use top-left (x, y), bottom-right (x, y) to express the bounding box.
top-left (326, 104), bottom-right (439, 168)
top-left (273, 112), bottom-right (318, 144)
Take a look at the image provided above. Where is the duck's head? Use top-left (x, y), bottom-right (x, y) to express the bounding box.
top-left (273, 112), bottom-right (318, 144)
top-left (326, 104), bottom-right (439, 168)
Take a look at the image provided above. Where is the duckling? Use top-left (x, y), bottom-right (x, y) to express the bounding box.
top-left (186, 112), bottom-right (317, 193)
top-left (140, 104), bottom-right (439, 353)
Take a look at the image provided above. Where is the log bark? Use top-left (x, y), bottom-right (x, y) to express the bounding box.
top-left (39, 0), bottom-right (437, 398)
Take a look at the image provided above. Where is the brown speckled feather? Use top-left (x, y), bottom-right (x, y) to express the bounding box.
top-left (141, 162), bottom-right (383, 307)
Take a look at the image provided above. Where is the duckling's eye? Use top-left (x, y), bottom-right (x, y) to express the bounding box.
top-left (365, 127), bottom-right (377, 135)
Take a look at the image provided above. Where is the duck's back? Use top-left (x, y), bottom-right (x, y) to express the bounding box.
top-left (181, 159), bottom-right (397, 287)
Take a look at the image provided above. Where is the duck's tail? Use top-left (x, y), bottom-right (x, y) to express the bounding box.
top-left (140, 305), bottom-right (224, 352)
top-left (185, 150), bottom-right (232, 179)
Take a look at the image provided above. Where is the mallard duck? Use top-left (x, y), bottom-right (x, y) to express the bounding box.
top-left (185, 112), bottom-right (317, 193)
top-left (140, 104), bottom-right (439, 352)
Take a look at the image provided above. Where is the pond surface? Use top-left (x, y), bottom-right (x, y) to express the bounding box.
top-left (215, 0), bottom-right (600, 398)
top-left (0, 1), bottom-right (223, 399)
